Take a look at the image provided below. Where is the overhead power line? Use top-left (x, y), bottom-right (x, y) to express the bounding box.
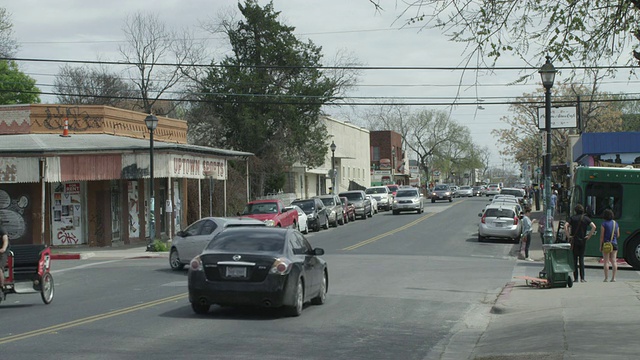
top-left (2, 88), bottom-right (639, 107)
top-left (3, 56), bottom-right (638, 71)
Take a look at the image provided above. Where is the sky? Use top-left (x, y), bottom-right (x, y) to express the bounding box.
top-left (4, 0), bottom-right (639, 169)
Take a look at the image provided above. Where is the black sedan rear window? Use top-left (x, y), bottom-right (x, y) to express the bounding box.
top-left (206, 232), bottom-right (284, 253)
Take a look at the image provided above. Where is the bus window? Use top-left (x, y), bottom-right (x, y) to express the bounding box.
top-left (584, 182), bottom-right (622, 219)
top-left (569, 185), bottom-right (582, 215)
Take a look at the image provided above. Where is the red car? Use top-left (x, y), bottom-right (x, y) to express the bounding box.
top-left (386, 184), bottom-right (399, 197)
top-left (340, 196), bottom-right (356, 222)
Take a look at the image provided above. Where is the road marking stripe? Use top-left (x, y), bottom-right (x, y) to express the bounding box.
top-left (341, 212), bottom-right (436, 251)
top-left (0, 293), bottom-right (188, 345)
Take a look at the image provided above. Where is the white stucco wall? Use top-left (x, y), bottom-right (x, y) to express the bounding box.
top-left (289, 116), bottom-right (370, 200)
top-left (323, 116), bottom-right (371, 194)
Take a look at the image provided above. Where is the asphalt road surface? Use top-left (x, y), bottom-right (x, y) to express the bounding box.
top-left (2, 196), bottom-right (622, 360)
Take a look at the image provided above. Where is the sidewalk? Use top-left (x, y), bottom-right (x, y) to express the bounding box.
top-left (473, 277), bottom-right (640, 359)
top-left (471, 212), bottom-right (640, 359)
top-left (50, 243), bottom-right (168, 260)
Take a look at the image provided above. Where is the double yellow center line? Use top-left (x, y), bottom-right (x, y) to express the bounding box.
top-left (341, 212), bottom-right (436, 251)
top-left (0, 293), bottom-right (188, 345)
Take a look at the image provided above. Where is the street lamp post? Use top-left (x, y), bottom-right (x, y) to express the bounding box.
top-left (330, 141), bottom-right (336, 194)
top-left (539, 56), bottom-right (556, 245)
top-left (145, 114), bottom-right (159, 250)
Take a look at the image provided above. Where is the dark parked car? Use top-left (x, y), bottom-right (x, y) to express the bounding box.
top-left (338, 190), bottom-right (372, 219)
top-left (340, 196), bottom-right (356, 223)
top-left (290, 198), bottom-right (329, 232)
top-left (188, 227), bottom-right (328, 317)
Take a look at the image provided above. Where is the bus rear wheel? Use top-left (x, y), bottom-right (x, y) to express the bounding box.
top-left (624, 236), bottom-right (640, 270)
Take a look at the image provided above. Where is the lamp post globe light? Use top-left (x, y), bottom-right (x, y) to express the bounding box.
top-left (145, 114), bottom-right (159, 249)
top-left (330, 141), bottom-right (336, 194)
top-left (539, 56), bottom-right (556, 245)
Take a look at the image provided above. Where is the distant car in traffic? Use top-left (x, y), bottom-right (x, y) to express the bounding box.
top-left (169, 217), bottom-right (266, 270)
top-left (188, 227), bottom-right (327, 317)
top-left (486, 184), bottom-right (501, 196)
top-left (458, 186), bottom-right (473, 197)
top-left (431, 184), bottom-right (453, 203)
top-left (392, 187), bottom-right (424, 214)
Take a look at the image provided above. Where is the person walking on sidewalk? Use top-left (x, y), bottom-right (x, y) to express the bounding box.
top-left (600, 209), bottom-right (620, 282)
top-left (550, 190), bottom-right (558, 218)
top-left (519, 207), bottom-right (533, 261)
top-left (565, 204), bottom-right (596, 283)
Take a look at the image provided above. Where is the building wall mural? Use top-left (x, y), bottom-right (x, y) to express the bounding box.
top-left (0, 187), bottom-right (32, 244)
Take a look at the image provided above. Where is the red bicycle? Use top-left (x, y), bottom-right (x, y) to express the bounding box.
top-left (1, 244), bottom-right (54, 305)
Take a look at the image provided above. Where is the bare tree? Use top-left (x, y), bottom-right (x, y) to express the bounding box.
top-left (119, 12), bottom-right (205, 115)
top-left (54, 64), bottom-right (137, 107)
top-left (0, 7), bottom-right (18, 58)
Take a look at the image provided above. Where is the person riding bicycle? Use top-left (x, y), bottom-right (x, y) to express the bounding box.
top-left (0, 225), bottom-right (8, 293)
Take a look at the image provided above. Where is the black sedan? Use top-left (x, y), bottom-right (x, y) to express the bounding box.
top-left (188, 227), bottom-right (328, 317)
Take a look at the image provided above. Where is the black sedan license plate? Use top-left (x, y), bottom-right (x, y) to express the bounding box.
top-left (226, 266), bottom-right (247, 277)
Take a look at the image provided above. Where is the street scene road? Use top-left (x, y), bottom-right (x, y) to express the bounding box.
top-left (2, 197), bottom-right (640, 360)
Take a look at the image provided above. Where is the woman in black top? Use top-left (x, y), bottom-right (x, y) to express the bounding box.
top-left (564, 204), bottom-right (596, 282)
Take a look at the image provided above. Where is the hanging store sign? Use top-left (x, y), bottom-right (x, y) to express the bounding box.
top-left (537, 106), bottom-right (578, 129)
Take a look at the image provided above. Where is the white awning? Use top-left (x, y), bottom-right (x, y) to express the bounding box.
top-left (0, 157), bottom-right (41, 183)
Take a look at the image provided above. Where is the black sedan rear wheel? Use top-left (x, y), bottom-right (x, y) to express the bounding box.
top-left (285, 279), bottom-right (304, 317)
top-left (191, 301), bottom-right (210, 314)
top-left (311, 271), bottom-right (327, 305)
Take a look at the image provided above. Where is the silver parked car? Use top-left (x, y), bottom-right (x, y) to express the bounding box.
top-left (392, 187), bottom-right (424, 215)
top-left (169, 217), bottom-right (266, 270)
top-left (477, 204), bottom-right (522, 243)
top-left (315, 194), bottom-right (345, 227)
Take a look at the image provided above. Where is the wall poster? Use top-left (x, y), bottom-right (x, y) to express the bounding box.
top-left (51, 181), bottom-right (85, 245)
top-left (128, 181), bottom-right (140, 238)
top-left (173, 180), bottom-right (181, 232)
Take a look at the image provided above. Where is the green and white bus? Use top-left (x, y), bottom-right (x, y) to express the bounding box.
top-left (569, 166), bottom-right (640, 269)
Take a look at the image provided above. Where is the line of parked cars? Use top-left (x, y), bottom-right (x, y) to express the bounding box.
top-left (477, 187), bottom-right (528, 243)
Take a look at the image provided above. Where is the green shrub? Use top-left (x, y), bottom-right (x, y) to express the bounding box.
top-left (151, 239), bottom-right (169, 252)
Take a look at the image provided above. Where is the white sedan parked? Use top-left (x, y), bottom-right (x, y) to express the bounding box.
top-left (284, 204), bottom-right (309, 234)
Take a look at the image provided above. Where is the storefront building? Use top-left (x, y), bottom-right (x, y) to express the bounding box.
top-left (0, 104), bottom-right (252, 247)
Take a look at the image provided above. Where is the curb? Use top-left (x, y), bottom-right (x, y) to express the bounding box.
top-left (51, 252), bottom-right (95, 260)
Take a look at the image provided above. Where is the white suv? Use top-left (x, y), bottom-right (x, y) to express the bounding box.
top-left (365, 186), bottom-right (393, 211)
